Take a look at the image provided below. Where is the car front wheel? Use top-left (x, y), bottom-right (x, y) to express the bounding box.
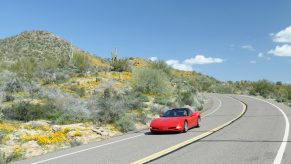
top-left (197, 117), bottom-right (201, 127)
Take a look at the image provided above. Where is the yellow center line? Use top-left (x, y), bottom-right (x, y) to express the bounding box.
top-left (132, 96), bottom-right (247, 164)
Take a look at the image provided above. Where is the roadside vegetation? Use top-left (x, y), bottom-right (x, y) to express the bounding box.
top-left (211, 80), bottom-right (291, 107)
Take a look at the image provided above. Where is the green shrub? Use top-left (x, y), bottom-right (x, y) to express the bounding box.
top-left (69, 85), bottom-right (86, 97)
top-left (115, 115), bottom-right (136, 132)
top-left (4, 77), bottom-right (23, 93)
top-left (139, 111), bottom-right (149, 125)
top-left (123, 91), bottom-right (145, 109)
top-left (96, 96), bottom-right (127, 123)
top-left (94, 87), bottom-right (145, 124)
top-left (132, 68), bottom-right (172, 95)
top-left (3, 102), bottom-right (47, 121)
top-left (250, 80), bottom-right (274, 98)
top-left (10, 57), bottom-right (37, 80)
top-left (72, 52), bottom-right (91, 73)
top-left (2, 93), bottom-right (14, 102)
top-left (154, 96), bottom-right (169, 105)
top-left (0, 152), bottom-right (6, 164)
top-left (110, 58), bottom-right (131, 72)
top-left (138, 94), bottom-right (149, 102)
top-left (149, 60), bottom-right (171, 76)
top-left (150, 105), bottom-right (165, 115)
top-left (2, 100), bottom-right (89, 124)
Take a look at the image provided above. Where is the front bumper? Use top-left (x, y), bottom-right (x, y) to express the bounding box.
top-left (150, 126), bottom-right (183, 132)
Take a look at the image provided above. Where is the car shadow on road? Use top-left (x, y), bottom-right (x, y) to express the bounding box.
top-left (144, 131), bottom-right (180, 135)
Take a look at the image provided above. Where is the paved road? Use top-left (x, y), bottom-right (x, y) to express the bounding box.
top-left (14, 94), bottom-right (291, 164)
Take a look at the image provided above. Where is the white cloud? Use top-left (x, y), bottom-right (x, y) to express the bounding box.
top-left (166, 55), bottom-right (224, 71)
top-left (149, 57), bottom-right (158, 61)
top-left (273, 26), bottom-right (291, 43)
top-left (166, 60), bottom-right (192, 71)
top-left (268, 44), bottom-right (291, 57)
top-left (258, 52), bottom-right (264, 58)
top-left (250, 60), bottom-right (256, 64)
top-left (257, 52), bottom-right (271, 61)
top-left (165, 59), bottom-right (179, 65)
top-left (241, 45), bottom-right (255, 51)
top-left (184, 55), bottom-right (224, 65)
top-left (170, 63), bottom-right (193, 71)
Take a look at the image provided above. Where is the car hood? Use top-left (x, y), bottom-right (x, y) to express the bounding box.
top-left (151, 117), bottom-right (184, 127)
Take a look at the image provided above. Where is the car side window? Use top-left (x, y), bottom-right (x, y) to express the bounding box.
top-left (187, 109), bottom-right (191, 116)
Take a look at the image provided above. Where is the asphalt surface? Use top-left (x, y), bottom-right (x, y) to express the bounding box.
top-left (14, 94), bottom-right (291, 164)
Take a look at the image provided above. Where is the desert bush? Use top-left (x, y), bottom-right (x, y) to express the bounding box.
top-left (132, 68), bottom-right (172, 95)
top-left (3, 102), bottom-right (48, 121)
top-left (69, 85), bottom-right (86, 97)
top-left (72, 52), bottom-right (91, 73)
top-left (4, 77), bottom-right (23, 93)
top-left (173, 79), bottom-right (197, 106)
top-left (138, 94), bottom-right (149, 102)
top-left (96, 94), bottom-right (127, 123)
top-left (10, 57), bottom-right (37, 80)
top-left (2, 93), bottom-right (14, 102)
top-left (192, 94), bottom-right (204, 111)
top-left (115, 114), bottom-right (136, 132)
top-left (210, 83), bottom-right (233, 94)
top-left (20, 82), bottom-right (42, 99)
top-left (149, 60), bottom-right (172, 76)
top-left (2, 87), bottom-right (91, 124)
top-left (123, 91), bottom-right (146, 109)
top-left (150, 104), bottom-right (165, 115)
top-left (110, 58), bottom-right (131, 72)
top-left (139, 111), bottom-right (149, 125)
top-left (250, 80), bottom-right (274, 98)
top-left (40, 88), bottom-right (90, 113)
top-left (154, 96), bottom-right (169, 105)
top-left (94, 87), bottom-right (144, 123)
top-left (0, 110), bottom-right (4, 122)
top-left (0, 152), bottom-right (6, 164)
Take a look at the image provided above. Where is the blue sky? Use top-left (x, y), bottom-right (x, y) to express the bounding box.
top-left (1, 0), bottom-right (291, 82)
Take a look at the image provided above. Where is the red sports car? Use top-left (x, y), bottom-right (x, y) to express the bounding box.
top-left (150, 108), bottom-right (201, 133)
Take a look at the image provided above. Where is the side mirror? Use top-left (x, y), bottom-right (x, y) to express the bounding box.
top-left (190, 113), bottom-right (195, 116)
top-left (159, 114), bottom-right (163, 117)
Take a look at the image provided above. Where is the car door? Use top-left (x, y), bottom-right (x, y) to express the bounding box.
top-left (187, 109), bottom-right (196, 127)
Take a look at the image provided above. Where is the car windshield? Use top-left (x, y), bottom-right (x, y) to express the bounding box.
top-left (163, 108), bottom-right (188, 117)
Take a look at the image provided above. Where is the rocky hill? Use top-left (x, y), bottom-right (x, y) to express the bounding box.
top-left (0, 31), bottom-right (72, 62)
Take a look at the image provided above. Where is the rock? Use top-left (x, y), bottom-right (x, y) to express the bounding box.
top-left (22, 141), bottom-right (43, 158)
top-left (92, 127), bottom-right (105, 135)
top-left (27, 120), bottom-right (50, 128)
top-left (91, 127), bottom-right (118, 137)
top-left (52, 125), bottom-right (62, 132)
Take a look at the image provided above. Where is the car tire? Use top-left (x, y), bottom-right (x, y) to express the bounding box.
top-left (183, 121), bottom-right (188, 133)
top-left (197, 117), bottom-right (201, 127)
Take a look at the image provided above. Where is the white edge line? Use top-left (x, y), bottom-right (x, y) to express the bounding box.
top-left (202, 97), bottom-right (222, 118)
top-left (241, 95), bottom-right (289, 164)
top-left (32, 134), bottom-right (144, 164)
